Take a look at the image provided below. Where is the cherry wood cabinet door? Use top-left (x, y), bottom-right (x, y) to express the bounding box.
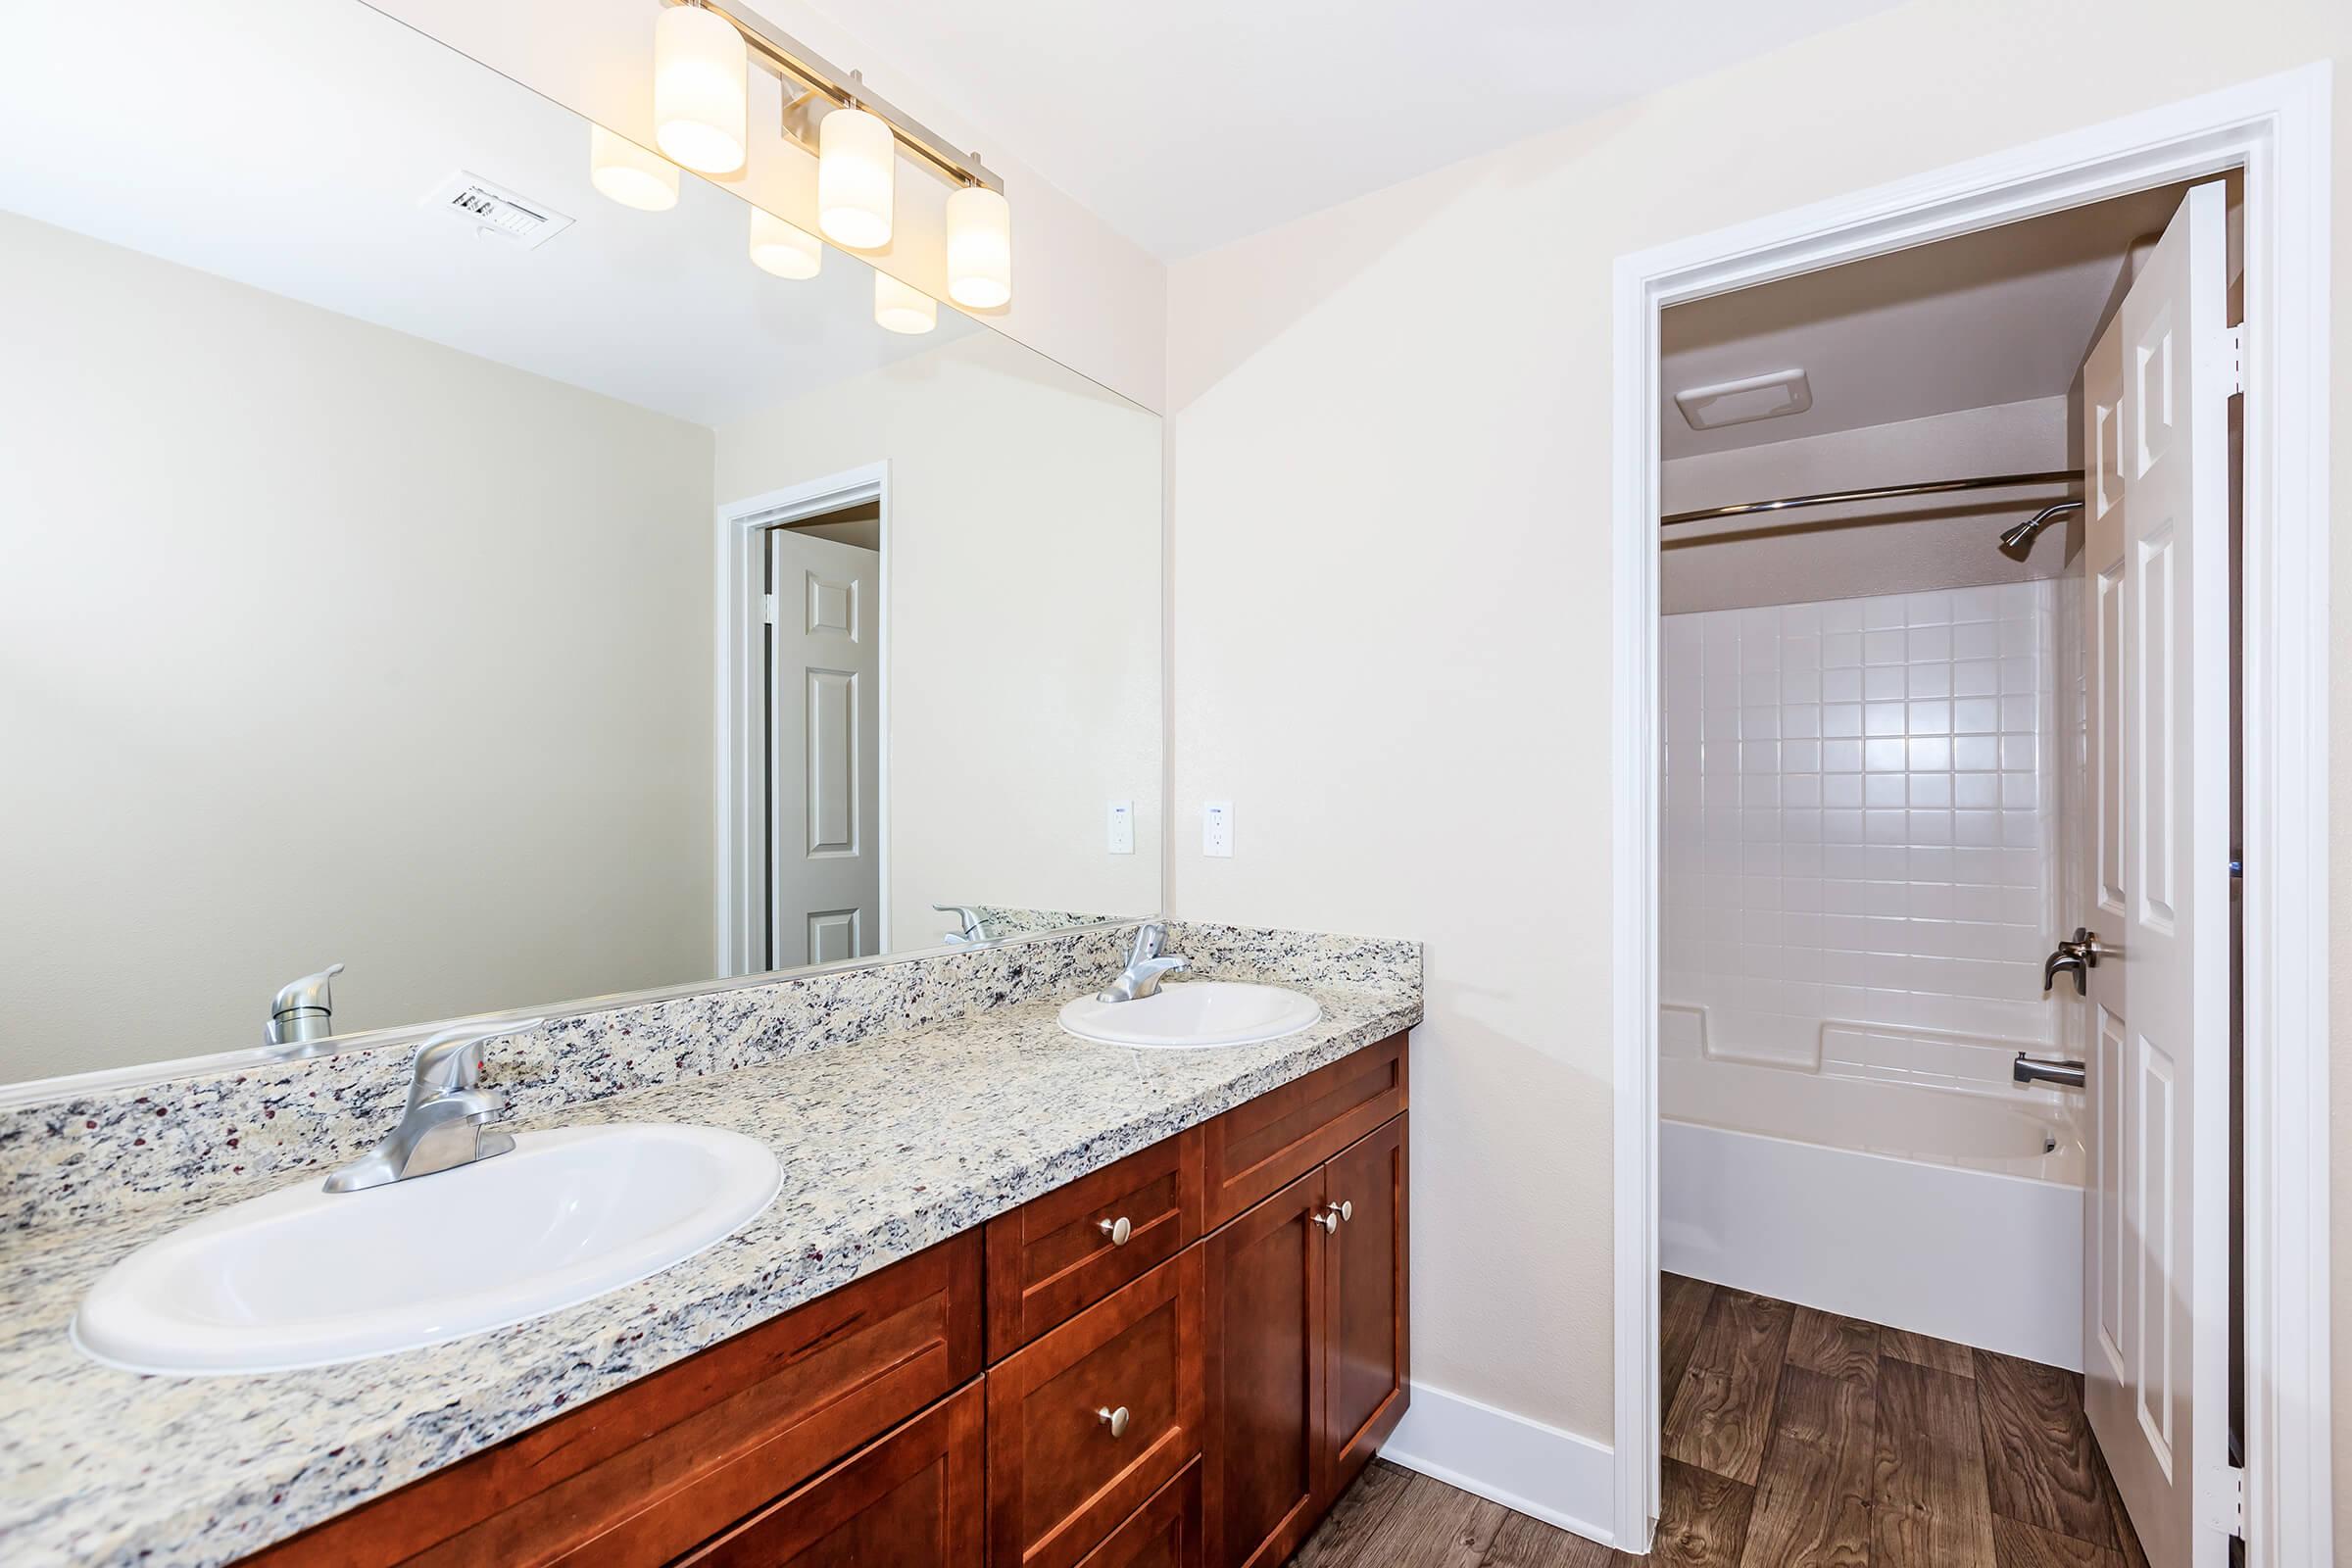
top-left (1322, 1114), bottom-right (1408, 1494)
top-left (674, 1381), bottom-right (984, 1567)
top-left (987, 1250), bottom-right (1206, 1568)
top-left (1202, 1166), bottom-right (1327, 1568)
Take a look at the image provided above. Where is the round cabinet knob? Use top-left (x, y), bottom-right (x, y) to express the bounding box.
top-left (1337, 1200), bottom-right (1353, 1224)
top-left (1098, 1405), bottom-right (1131, 1438)
top-left (1098, 1215), bottom-right (1133, 1247)
top-left (1314, 1209), bottom-right (1340, 1235)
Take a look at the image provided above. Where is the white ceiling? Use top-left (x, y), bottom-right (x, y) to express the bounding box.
top-left (0, 0), bottom-right (981, 430)
top-left (1659, 182), bottom-right (2193, 460)
top-left (792, 0), bottom-right (1909, 260)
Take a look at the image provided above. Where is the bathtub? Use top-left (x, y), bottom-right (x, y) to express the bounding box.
top-left (1661, 1054), bottom-right (2085, 1371)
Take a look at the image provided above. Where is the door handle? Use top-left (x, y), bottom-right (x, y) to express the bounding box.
top-left (2042, 927), bottom-right (2103, 996)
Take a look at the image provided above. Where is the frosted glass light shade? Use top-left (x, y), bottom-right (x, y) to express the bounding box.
top-left (944, 185), bottom-right (1011, 309)
top-left (749, 209), bottom-right (822, 279)
top-left (818, 107), bottom-right (894, 249)
top-left (653, 5), bottom-right (747, 173)
top-left (588, 125), bottom-right (680, 212)
top-left (873, 272), bottom-right (936, 334)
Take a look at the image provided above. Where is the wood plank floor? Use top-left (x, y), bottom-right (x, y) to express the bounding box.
top-left (1287, 1276), bottom-right (2147, 1567)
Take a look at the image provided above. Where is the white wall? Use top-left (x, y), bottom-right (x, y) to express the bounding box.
top-left (0, 213), bottom-right (716, 1077)
top-left (1662, 584), bottom-right (2060, 1073)
top-left (368, 0), bottom-right (1167, 414)
top-left (1163, 0), bottom-right (2352, 1498)
top-left (712, 331), bottom-right (1164, 949)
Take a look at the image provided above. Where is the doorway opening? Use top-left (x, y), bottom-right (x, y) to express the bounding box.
top-left (1607, 69), bottom-right (2330, 1567)
top-left (715, 464), bottom-right (891, 980)
top-left (1653, 173), bottom-right (2226, 1566)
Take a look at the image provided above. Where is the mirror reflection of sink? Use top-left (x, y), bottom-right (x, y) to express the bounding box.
top-left (72, 1124), bottom-right (781, 1376)
top-left (1058, 982), bottom-right (1320, 1049)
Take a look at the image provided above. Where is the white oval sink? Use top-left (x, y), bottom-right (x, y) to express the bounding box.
top-left (1059, 981), bottom-right (1320, 1049)
top-left (72, 1123), bottom-right (781, 1376)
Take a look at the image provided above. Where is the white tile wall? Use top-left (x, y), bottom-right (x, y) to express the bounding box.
top-left (1661, 583), bottom-right (2061, 1069)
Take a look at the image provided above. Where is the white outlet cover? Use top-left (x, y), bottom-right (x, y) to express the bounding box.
top-left (1202, 801), bottom-right (1233, 858)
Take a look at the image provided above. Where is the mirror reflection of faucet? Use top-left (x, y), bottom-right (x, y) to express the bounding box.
top-left (934, 905), bottom-right (989, 946)
top-left (266, 964), bottom-right (345, 1054)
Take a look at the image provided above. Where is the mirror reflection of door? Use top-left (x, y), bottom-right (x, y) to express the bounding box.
top-left (765, 507), bottom-right (882, 969)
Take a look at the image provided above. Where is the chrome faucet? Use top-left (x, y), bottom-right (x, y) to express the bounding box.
top-left (1097, 923), bottom-right (1189, 1004)
top-left (266, 963), bottom-right (345, 1054)
top-left (322, 1018), bottom-right (540, 1193)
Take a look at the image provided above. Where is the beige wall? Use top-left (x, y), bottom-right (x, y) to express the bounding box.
top-left (1661, 398), bottom-right (2073, 612)
top-left (1164, 0), bottom-right (2350, 1532)
top-left (370, 0), bottom-right (1168, 415)
top-left (0, 213), bottom-right (716, 1078)
top-left (713, 332), bottom-right (1164, 950)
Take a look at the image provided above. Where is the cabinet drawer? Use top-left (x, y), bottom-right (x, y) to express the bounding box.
top-left (1200, 1034), bottom-right (1407, 1227)
top-left (986, 1130), bottom-right (1202, 1361)
top-left (1075, 1460), bottom-right (1201, 1568)
top-left (243, 1232), bottom-right (983, 1568)
top-left (674, 1381), bottom-right (984, 1568)
top-left (987, 1250), bottom-right (1206, 1568)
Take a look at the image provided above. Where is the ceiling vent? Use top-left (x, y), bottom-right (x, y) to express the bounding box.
top-left (1674, 368), bottom-right (1812, 432)
top-left (423, 172), bottom-right (574, 250)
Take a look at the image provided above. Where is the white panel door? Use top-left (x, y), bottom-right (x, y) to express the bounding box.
top-left (2076, 180), bottom-right (2230, 1567)
top-left (767, 528), bottom-right (881, 969)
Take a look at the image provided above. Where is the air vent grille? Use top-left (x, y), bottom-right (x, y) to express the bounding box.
top-left (423, 172), bottom-right (574, 250)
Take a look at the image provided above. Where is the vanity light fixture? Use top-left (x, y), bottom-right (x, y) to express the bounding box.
top-left (652, 2), bottom-right (749, 173)
top-left (748, 208), bottom-right (822, 278)
top-left (652, 0), bottom-right (1010, 300)
top-left (588, 124), bottom-right (681, 212)
top-left (944, 184), bottom-right (1011, 309)
top-left (817, 103), bottom-right (895, 250)
top-left (873, 272), bottom-right (937, 334)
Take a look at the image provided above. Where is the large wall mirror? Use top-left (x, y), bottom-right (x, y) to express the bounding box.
top-left (0, 0), bottom-right (1162, 1087)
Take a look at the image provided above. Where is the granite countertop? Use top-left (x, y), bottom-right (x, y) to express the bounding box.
top-left (0, 973), bottom-right (1420, 1566)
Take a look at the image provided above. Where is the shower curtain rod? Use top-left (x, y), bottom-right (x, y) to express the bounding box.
top-left (1660, 467), bottom-right (2084, 527)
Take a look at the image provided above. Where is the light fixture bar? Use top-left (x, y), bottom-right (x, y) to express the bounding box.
top-left (659, 0), bottom-right (1002, 194)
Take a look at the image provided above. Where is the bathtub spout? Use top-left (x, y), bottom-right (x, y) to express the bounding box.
top-left (2013, 1053), bottom-right (2086, 1090)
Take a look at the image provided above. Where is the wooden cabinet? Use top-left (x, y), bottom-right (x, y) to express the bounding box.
top-left (1323, 1114), bottom-right (1410, 1494)
top-left (233, 1036), bottom-right (1407, 1568)
top-left (1201, 1167), bottom-right (1327, 1568)
top-left (1204, 1114), bottom-right (1410, 1568)
top-left (1076, 1461), bottom-right (1203, 1568)
top-left (1200, 1034), bottom-right (1406, 1226)
top-left (987, 1250), bottom-right (1206, 1568)
top-left (986, 1130), bottom-right (1203, 1362)
top-left (243, 1232), bottom-right (984, 1568)
top-left (676, 1382), bottom-right (984, 1568)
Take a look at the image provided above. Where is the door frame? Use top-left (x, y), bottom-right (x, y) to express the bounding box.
top-left (714, 462), bottom-right (892, 977)
top-left (1606, 65), bottom-right (2332, 1560)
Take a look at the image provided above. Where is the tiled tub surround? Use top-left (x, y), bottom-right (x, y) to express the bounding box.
top-left (1661, 581), bottom-right (2062, 1070)
top-left (0, 921), bottom-right (1420, 1567)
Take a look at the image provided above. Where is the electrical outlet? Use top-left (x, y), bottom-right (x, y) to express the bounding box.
top-left (1106, 800), bottom-right (1134, 855)
top-left (1202, 801), bottom-right (1233, 858)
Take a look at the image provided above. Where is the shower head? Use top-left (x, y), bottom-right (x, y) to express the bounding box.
top-left (1998, 500), bottom-right (2084, 559)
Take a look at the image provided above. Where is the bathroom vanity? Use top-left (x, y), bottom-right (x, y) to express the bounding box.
top-left (234, 1034), bottom-right (1409, 1568)
top-left (0, 921), bottom-right (1419, 1567)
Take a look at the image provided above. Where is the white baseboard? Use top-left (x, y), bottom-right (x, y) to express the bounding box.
top-left (1377, 1381), bottom-right (1618, 1547)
